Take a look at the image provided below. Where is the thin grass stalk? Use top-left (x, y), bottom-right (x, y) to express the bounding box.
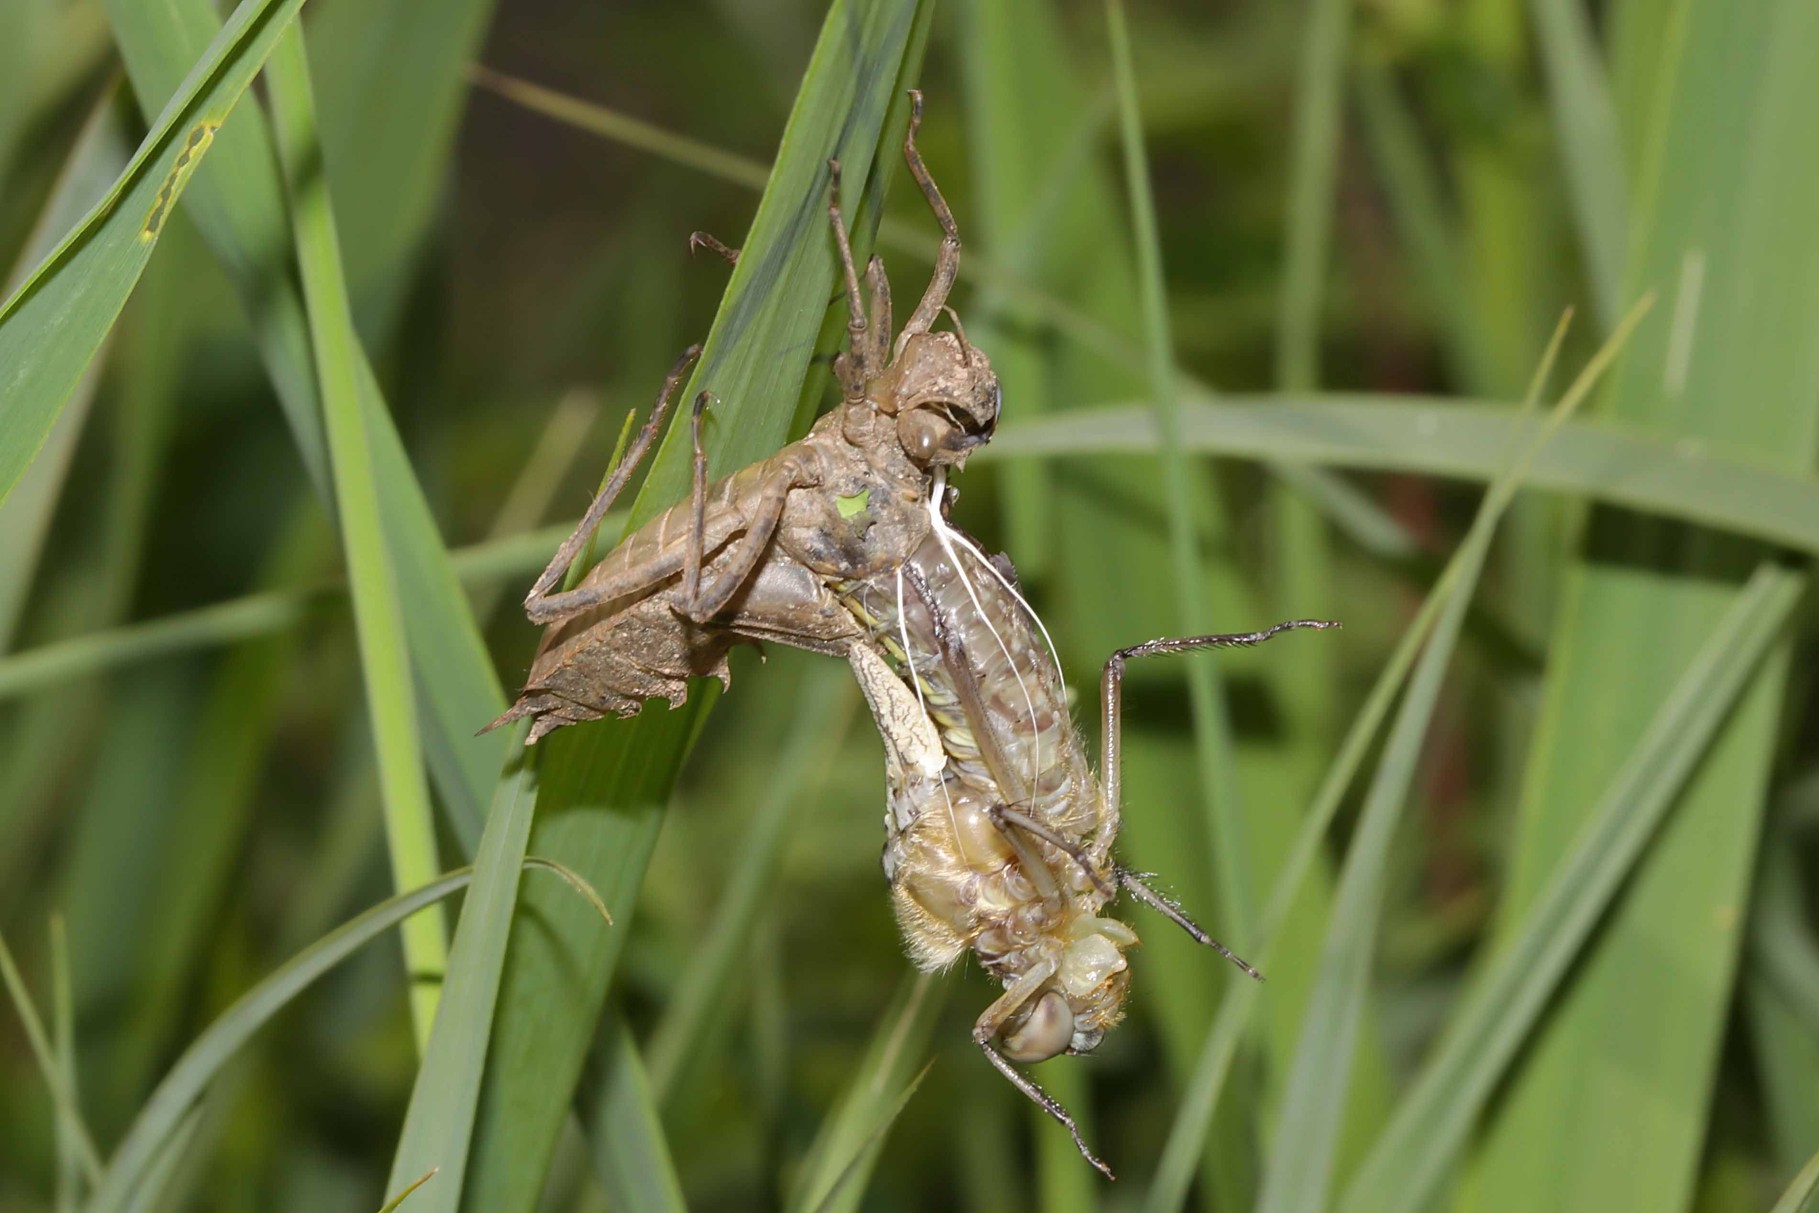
top-left (265, 26), bottom-right (445, 1046)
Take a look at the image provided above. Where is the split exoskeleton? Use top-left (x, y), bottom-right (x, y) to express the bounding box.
top-left (492, 92), bottom-right (1337, 1177)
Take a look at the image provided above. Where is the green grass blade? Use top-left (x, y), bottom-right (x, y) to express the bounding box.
top-left (0, 0), bottom-right (308, 507)
top-left (0, 930), bottom-right (104, 1184)
top-left (459, 6), bottom-right (931, 1207)
top-left (984, 395), bottom-right (1819, 557)
top-left (1338, 563), bottom-right (1802, 1213)
top-left (386, 735), bottom-right (541, 1207)
top-left (52, 918), bottom-right (78, 1213)
top-left (1528, 0), bottom-right (1628, 328)
top-left (787, 975), bottom-right (943, 1213)
top-left (266, 26), bottom-right (446, 1046)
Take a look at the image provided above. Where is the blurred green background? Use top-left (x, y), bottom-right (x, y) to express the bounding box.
top-left (3, 0), bottom-right (1818, 1210)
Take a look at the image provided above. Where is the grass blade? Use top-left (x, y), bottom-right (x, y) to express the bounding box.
top-left (1528, 0), bottom-right (1628, 328)
top-left (0, 0), bottom-right (308, 507)
top-left (0, 930), bottom-right (104, 1184)
top-left (582, 1023), bottom-right (687, 1213)
top-left (266, 27), bottom-right (446, 1045)
top-left (385, 735), bottom-right (541, 1207)
top-left (985, 395), bottom-right (1819, 558)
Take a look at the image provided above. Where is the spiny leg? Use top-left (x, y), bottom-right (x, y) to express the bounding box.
top-left (974, 964), bottom-right (1113, 1180)
top-left (524, 344), bottom-right (701, 623)
top-left (826, 159), bottom-right (872, 400)
top-left (1098, 620), bottom-right (1339, 973)
top-left (901, 89), bottom-right (961, 338)
top-left (688, 230), bottom-right (739, 265)
top-left (1117, 869), bottom-right (1261, 979)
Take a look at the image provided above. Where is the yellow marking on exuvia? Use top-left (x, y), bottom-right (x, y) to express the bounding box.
top-left (141, 122), bottom-right (219, 241)
top-left (836, 488), bottom-right (871, 519)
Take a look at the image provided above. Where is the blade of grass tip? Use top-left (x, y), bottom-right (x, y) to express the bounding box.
top-left (788, 974), bottom-right (944, 1213)
top-left (1103, 0), bottom-right (1257, 946)
top-left (264, 25), bottom-right (446, 1048)
top-left (0, 0), bottom-right (309, 508)
top-left (51, 917), bottom-right (80, 1213)
top-left (380, 1171), bottom-right (439, 1213)
top-left (1770, 1147), bottom-right (1819, 1213)
top-left (0, 523), bottom-right (573, 706)
top-left (461, 5), bottom-right (931, 1207)
top-left (0, 931), bottom-right (104, 1185)
top-left (85, 869), bottom-right (472, 1213)
top-left (1337, 562), bottom-right (1801, 1213)
top-left (1528, 0), bottom-right (1627, 330)
top-left (385, 729), bottom-right (541, 1209)
top-left (1253, 304), bottom-right (1642, 1213)
top-left (582, 1022), bottom-right (686, 1213)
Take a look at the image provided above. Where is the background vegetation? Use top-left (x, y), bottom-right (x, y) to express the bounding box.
top-left (2, 0), bottom-right (1817, 1210)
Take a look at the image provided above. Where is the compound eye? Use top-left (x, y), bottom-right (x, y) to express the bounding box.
top-left (896, 409), bottom-right (955, 463)
top-left (1000, 991), bottom-right (1075, 1063)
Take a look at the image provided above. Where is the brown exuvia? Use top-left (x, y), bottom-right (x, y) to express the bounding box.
top-left (487, 92), bottom-right (998, 742)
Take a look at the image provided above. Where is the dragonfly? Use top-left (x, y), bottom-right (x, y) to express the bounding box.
top-left (841, 477), bottom-right (1336, 1178)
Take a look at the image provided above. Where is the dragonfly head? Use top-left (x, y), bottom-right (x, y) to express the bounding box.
top-left (873, 329), bottom-right (1000, 468)
top-left (999, 916), bottom-right (1139, 1062)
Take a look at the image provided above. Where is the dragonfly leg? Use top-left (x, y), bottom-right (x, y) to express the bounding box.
top-left (524, 344), bottom-right (701, 623)
top-left (679, 457), bottom-right (804, 624)
top-left (901, 89), bottom-right (961, 340)
top-left (827, 159), bottom-right (873, 403)
top-left (1116, 868), bottom-right (1261, 980)
top-left (688, 229), bottom-right (739, 265)
top-left (683, 391), bottom-right (712, 608)
top-left (1097, 620), bottom-right (1339, 966)
top-left (974, 964), bottom-right (1114, 1180)
top-left (988, 804), bottom-right (1114, 898)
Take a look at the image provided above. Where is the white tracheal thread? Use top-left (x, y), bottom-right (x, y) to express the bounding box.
top-left (928, 469), bottom-right (1042, 799)
top-left (896, 563), bottom-right (966, 864)
top-left (945, 526), bottom-right (1069, 724)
